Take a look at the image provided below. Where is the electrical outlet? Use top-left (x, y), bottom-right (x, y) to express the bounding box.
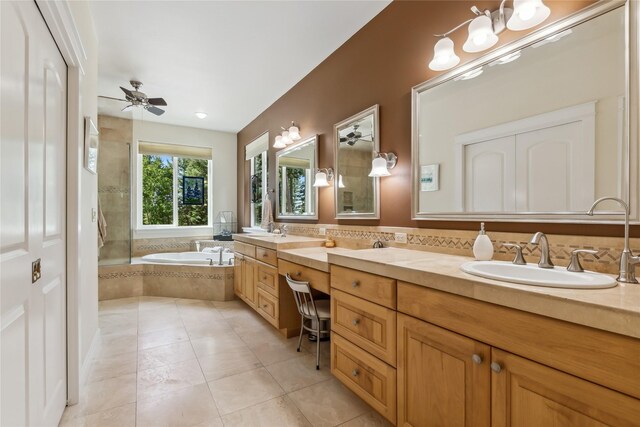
top-left (395, 232), bottom-right (407, 244)
top-left (319, 227), bottom-right (326, 236)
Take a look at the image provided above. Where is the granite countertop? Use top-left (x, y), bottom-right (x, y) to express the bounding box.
top-left (232, 233), bottom-right (325, 250)
top-left (327, 247), bottom-right (640, 339)
top-left (277, 247), bottom-right (352, 272)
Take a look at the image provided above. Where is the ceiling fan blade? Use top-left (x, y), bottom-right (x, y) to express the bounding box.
top-left (340, 137), bottom-right (347, 142)
top-left (99, 95), bottom-right (127, 102)
top-left (120, 86), bottom-right (134, 98)
top-left (146, 105), bottom-right (165, 116)
top-left (121, 104), bottom-right (133, 112)
top-left (147, 97), bottom-right (167, 106)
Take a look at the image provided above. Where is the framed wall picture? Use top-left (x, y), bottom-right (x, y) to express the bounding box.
top-left (420, 164), bottom-right (439, 192)
top-left (183, 176), bottom-right (205, 205)
top-left (84, 117), bottom-right (99, 174)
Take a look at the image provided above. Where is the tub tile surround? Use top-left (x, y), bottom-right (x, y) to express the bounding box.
top-left (61, 296), bottom-right (384, 427)
top-left (132, 236), bottom-right (234, 257)
top-left (99, 263), bottom-right (234, 301)
top-left (275, 223), bottom-right (639, 275)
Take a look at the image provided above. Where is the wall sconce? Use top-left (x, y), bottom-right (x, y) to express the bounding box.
top-left (338, 174), bottom-right (345, 188)
top-left (369, 152), bottom-right (397, 177)
top-left (313, 168), bottom-right (334, 187)
top-left (273, 135), bottom-right (286, 149)
top-left (428, 0), bottom-right (551, 71)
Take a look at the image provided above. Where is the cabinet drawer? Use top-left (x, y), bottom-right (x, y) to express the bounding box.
top-left (256, 247), bottom-right (278, 266)
top-left (331, 289), bottom-right (396, 366)
top-left (256, 288), bottom-right (279, 327)
top-left (332, 333), bottom-right (396, 423)
top-left (279, 259), bottom-right (330, 295)
top-left (331, 265), bottom-right (396, 309)
top-left (256, 261), bottom-right (278, 297)
top-left (234, 241), bottom-right (256, 258)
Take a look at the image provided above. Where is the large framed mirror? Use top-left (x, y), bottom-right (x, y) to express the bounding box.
top-left (276, 135), bottom-right (318, 220)
top-left (412, 1), bottom-right (638, 223)
top-left (335, 105), bottom-right (380, 219)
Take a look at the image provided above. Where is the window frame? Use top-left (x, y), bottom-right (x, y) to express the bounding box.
top-left (136, 151), bottom-right (213, 232)
top-left (250, 150), bottom-right (268, 229)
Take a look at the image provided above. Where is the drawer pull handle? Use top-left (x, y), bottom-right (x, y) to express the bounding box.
top-left (490, 362), bottom-right (502, 373)
top-left (352, 319), bottom-right (360, 326)
top-left (351, 280), bottom-right (360, 288)
top-left (263, 304), bottom-right (268, 308)
top-left (472, 354), bottom-right (483, 365)
top-left (351, 369), bottom-right (359, 377)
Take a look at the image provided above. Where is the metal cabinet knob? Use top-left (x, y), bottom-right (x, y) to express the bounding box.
top-left (351, 369), bottom-right (359, 377)
top-left (472, 354), bottom-right (483, 364)
top-left (490, 362), bottom-right (503, 373)
top-left (352, 319), bottom-right (360, 326)
top-left (351, 280), bottom-right (360, 288)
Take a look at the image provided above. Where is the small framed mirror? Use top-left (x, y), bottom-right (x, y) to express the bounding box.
top-left (334, 105), bottom-right (380, 219)
top-left (276, 134), bottom-right (318, 220)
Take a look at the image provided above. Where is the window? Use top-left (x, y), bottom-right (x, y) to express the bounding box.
top-left (250, 151), bottom-right (267, 227)
top-left (245, 132), bottom-right (269, 229)
top-left (138, 142), bottom-right (212, 229)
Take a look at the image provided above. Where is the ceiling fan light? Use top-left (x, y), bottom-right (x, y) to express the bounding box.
top-left (463, 15), bottom-right (498, 53)
top-left (507, 0), bottom-right (551, 31)
top-left (288, 125), bottom-right (301, 141)
top-left (429, 37), bottom-right (460, 71)
top-left (195, 112), bottom-right (207, 119)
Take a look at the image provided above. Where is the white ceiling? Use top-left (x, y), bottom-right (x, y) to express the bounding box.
top-left (91, 1), bottom-right (391, 133)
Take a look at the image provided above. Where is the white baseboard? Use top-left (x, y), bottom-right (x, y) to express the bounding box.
top-left (79, 328), bottom-right (101, 387)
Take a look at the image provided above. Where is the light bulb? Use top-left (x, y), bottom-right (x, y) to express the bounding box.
top-left (313, 171), bottom-right (329, 187)
top-left (368, 156), bottom-right (391, 177)
top-left (338, 175), bottom-right (345, 188)
top-left (463, 15), bottom-right (498, 53)
top-left (195, 112), bottom-right (207, 119)
top-left (281, 130), bottom-right (292, 145)
top-left (518, 3), bottom-right (536, 21)
top-left (273, 135), bottom-right (286, 149)
top-left (428, 37), bottom-right (460, 71)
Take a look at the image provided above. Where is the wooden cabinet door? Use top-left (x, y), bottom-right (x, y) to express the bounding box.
top-left (243, 257), bottom-right (257, 307)
top-left (491, 348), bottom-right (640, 427)
top-left (397, 314), bottom-right (490, 427)
top-left (233, 254), bottom-right (243, 297)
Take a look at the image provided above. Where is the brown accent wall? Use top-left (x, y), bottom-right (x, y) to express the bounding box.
top-left (237, 0), bottom-right (636, 237)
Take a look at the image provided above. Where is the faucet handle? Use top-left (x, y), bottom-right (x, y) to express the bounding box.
top-left (567, 249), bottom-right (598, 272)
top-left (503, 243), bottom-right (526, 265)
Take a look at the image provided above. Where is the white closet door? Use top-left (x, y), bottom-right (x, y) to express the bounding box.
top-left (464, 136), bottom-right (516, 212)
top-left (1, 2), bottom-right (68, 426)
top-left (515, 122), bottom-right (593, 212)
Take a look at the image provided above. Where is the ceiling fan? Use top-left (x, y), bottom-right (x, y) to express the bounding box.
top-left (99, 80), bottom-right (167, 116)
top-left (340, 123), bottom-right (372, 146)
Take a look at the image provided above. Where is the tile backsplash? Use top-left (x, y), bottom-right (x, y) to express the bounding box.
top-left (276, 223), bottom-right (637, 275)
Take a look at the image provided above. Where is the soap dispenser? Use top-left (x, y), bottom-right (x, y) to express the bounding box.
top-left (473, 222), bottom-right (494, 261)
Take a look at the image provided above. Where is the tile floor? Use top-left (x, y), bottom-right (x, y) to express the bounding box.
top-left (60, 296), bottom-right (392, 427)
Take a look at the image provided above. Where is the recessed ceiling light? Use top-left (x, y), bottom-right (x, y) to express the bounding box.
top-left (195, 112), bottom-right (207, 119)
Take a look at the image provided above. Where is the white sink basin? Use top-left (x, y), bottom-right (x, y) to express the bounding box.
top-left (461, 261), bottom-right (617, 289)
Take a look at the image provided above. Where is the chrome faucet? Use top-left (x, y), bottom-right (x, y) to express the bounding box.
top-left (281, 225), bottom-right (288, 237)
top-left (529, 232), bottom-right (554, 269)
top-left (587, 197), bottom-right (639, 284)
top-left (218, 249), bottom-right (224, 266)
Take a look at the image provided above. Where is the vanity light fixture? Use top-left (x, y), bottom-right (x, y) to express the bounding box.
top-left (428, 0), bottom-right (551, 72)
top-left (338, 174), bottom-right (345, 188)
top-left (368, 152), bottom-right (397, 177)
top-left (281, 130), bottom-right (292, 145)
top-left (313, 168), bottom-right (334, 188)
top-left (273, 135), bottom-right (286, 149)
top-left (429, 37), bottom-right (460, 71)
top-left (195, 112), bottom-right (207, 119)
top-left (507, 0), bottom-right (551, 31)
top-left (287, 122), bottom-right (301, 141)
top-left (463, 14), bottom-right (499, 53)
top-left (490, 50), bottom-right (521, 66)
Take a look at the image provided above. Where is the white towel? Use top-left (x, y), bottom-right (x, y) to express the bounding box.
top-left (261, 193), bottom-right (273, 229)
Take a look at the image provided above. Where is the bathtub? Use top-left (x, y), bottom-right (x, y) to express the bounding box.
top-left (141, 251), bottom-right (234, 265)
